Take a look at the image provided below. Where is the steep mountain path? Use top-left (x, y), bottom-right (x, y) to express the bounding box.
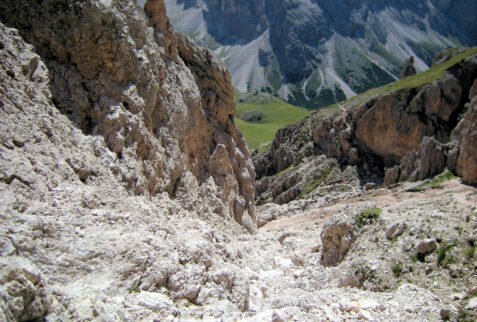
top-left (259, 179), bottom-right (475, 234)
top-left (235, 180), bottom-right (476, 320)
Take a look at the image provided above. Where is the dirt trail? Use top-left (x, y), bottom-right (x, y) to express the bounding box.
top-left (260, 179), bottom-right (476, 233)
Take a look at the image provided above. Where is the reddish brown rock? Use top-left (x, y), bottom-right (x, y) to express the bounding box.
top-left (456, 102), bottom-right (477, 185)
top-left (356, 93), bottom-right (426, 164)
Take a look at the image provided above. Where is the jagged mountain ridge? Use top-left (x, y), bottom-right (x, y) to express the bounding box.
top-left (164, 0), bottom-right (477, 108)
top-left (253, 48), bottom-right (477, 207)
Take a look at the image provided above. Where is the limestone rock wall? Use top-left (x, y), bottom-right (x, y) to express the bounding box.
top-left (0, 0), bottom-right (255, 224)
top-left (0, 1), bottom-right (256, 319)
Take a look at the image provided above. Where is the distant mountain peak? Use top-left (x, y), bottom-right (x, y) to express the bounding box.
top-left (166, 0), bottom-right (476, 109)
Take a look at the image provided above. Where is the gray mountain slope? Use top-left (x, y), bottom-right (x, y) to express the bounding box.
top-left (164, 0), bottom-right (476, 108)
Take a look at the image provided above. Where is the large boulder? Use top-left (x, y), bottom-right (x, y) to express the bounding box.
top-left (0, 257), bottom-right (51, 321)
top-left (321, 216), bottom-right (358, 267)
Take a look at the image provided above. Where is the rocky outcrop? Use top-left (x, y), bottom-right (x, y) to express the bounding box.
top-left (399, 56), bottom-right (416, 79)
top-left (255, 50), bottom-right (477, 204)
top-left (384, 71), bottom-right (477, 185)
top-left (454, 85), bottom-right (477, 184)
top-left (0, 0), bottom-right (258, 319)
top-left (356, 73), bottom-right (462, 165)
top-left (0, 0), bottom-right (255, 224)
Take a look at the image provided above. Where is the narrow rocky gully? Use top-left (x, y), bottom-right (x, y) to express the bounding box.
top-left (235, 179), bottom-right (477, 321)
top-left (1, 1), bottom-right (476, 321)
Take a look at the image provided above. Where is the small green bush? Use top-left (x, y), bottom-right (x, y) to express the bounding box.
top-left (466, 245), bottom-right (476, 259)
top-left (392, 263), bottom-right (403, 278)
top-left (437, 242), bottom-right (456, 266)
top-left (408, 171), bottom-right (458, 192)
top-left (354, 208), bottom-right (382, 227)
top-left (298, 168), bottom-right (332, 198)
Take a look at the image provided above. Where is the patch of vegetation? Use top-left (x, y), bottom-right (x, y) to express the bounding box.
top-left (237, 110), bottom-right (265, 122)
top-left (334, 37), bottom-right (396, 94)
top-left (372, 42), bottom-right (402, 75)
top-left (466, 245), bottom-right (476, 259)
top-left (407, 170), bottom-right (458, 192)
top-left (235, 94), bottom-right (311, 151)
top-left (273, 164), bottom-right (296, 177)
top-left (384, 47), bottom-right (477, 91)
top-left (234, 89), bottom-right (244, 101)
top-left (354, 208), bottom-right (383, 228)
top-left (297, 168), bottom-right (333, 198)
top-left (392, 262), bottom-right (403, 278)
top-left (457, 310), bottom-right (475, 322)
top-left (436, 242), bottom-right (456, 266)
top-left (304, 70), bottom-right (323, 99)
top-left (407, 40), bottom-right (447, 66)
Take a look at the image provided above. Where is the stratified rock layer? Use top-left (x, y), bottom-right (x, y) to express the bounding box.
top-left (254, 50), bottom-right (477, 204)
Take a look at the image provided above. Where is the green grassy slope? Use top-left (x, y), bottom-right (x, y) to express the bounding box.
top-left (310, 47), bottom-right (477, 120)
top-left (235, 47), bottom-right (477, 152)
top-left (235, 94), bottom-right (311, 151)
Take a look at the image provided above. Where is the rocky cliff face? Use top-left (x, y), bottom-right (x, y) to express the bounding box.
top-left (165, 0), bottom-right (476, 108)
top-left (0, 0), bottom-right (257, 319)
top-left (254, 50), bottom-right (477, 206)
top-left (0, 0), bottom-right (255, 224)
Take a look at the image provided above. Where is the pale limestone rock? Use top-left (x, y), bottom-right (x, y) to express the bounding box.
top-left (466, 297), bottom-right (477, 310)
top-left (359, 298), bottom-right (382, 311)
top-left (136, 292), bottom-right (175, 311)
top-left (0, 257), bottom-right (51, 321)
top-left (358, 309), bottom-right (373, 320)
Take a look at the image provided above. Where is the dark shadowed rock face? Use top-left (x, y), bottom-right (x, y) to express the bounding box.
top-left (400, 56), bottom-right (417, 79)
top-left (203, 0), bottom-right (267, 45)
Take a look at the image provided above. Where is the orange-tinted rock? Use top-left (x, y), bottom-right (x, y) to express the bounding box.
top-left (356, 93), bottom-right (426, 164)
top-left (456, 101), bottom-right (477, 185)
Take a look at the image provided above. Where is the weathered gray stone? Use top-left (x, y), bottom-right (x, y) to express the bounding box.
top-left (386, 222), bottom-right (406, 240)
top-left (0, 257), bottom-right (51, 321)
top-left (321, 216), bottom-right (357, 267)
top-left (416, 239), bottom-right (438, 255)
